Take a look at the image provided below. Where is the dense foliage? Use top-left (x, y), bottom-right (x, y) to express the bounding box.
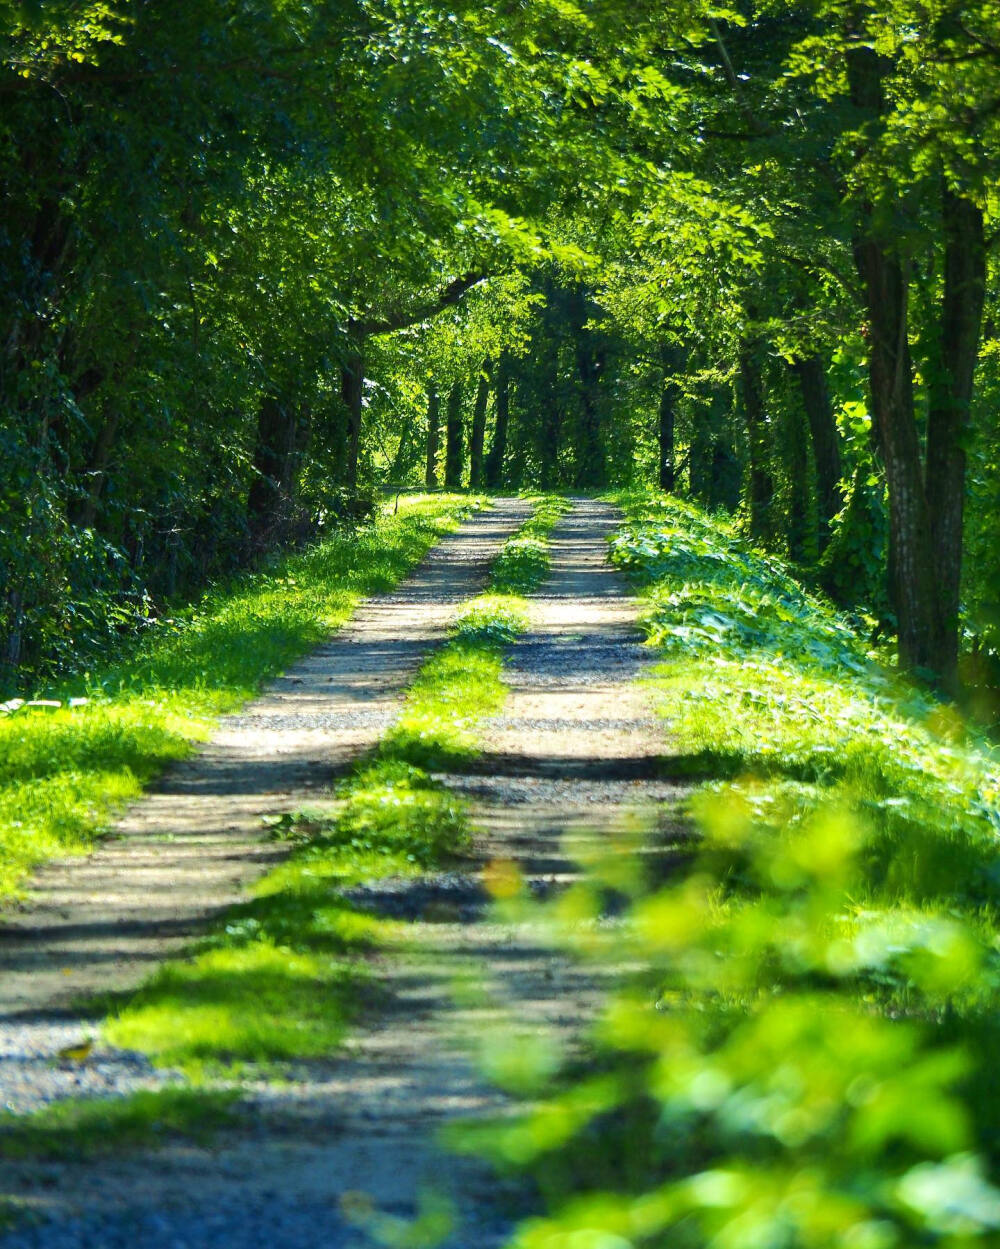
top-left (0, 493), bottom-right (473, 899)
top-left (2, 0), bottom-right (998, 696)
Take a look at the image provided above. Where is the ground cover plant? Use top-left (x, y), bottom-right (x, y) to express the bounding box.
top-left (608, 490), bottom-right (1000, 897)
top-left (98, 496), bottom-right (565, 1082)
top-left (0, 1089), bottom-right (240, 1162)
top-left (449, 491), bottom-right (1000, 1248)
top-left (0, 495), bottom-right (477, 903)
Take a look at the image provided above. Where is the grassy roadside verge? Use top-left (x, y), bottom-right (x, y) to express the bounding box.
top-left (99, 494), bottom-right (569, 1079)
top-left (609, 488), bottom-right (1000, 862)
top-left (0, 494), bottom-right (481, 903)
top-left (451, 488), bottom-right (1000, 1248)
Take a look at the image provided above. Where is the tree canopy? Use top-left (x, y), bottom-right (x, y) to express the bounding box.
top-left (2, 0), bottom-right (998, 699)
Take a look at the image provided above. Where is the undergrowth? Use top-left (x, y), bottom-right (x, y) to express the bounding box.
top-left (447, 489), bottom-right (1000, 1249)
top-left (0, 495), bottom-right (478, 902)
top-left (609, 490), bottom-right (1000, 908)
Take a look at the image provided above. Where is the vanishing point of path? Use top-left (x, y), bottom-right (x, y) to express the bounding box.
top-left (0, 499), bottom-right (690, 1249)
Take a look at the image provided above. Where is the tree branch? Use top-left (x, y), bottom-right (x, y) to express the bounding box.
top-left (360, 273), bottom-right (489, 337)
top-left (708, 18), bottom-right (770, 137)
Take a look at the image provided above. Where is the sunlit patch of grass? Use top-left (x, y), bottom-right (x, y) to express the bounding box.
top-left (332, 760), bottom-right (472, 865)
top-left (102, 833), bottom-right (400, 1075)
top-left (0, 1088), bottom-right (239, 1160)
top-left (105, 940), bottom-right (370, 1074)
top-left (611, 487), bottom-right (1000, 914)
top-left (489, 495), bottom-right (571, 597)
top-left (261, 761), bottom-right (473, 876)
top-left (381, 642), bottom-right (511, 770)
top-left (0, 495), bottom-right (478, 902)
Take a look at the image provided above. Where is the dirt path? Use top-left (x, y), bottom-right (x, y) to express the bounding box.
top-left (0, 499), bottom-right (688, 1249)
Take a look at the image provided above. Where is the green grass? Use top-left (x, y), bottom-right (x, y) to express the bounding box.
top-left (0, 1088), bottom-right (240, 1160)
top-left (609, 488), bottom-right (1000, 910)
top-left (99, 495), bottom-right (567, 1080)
top-left (0, 494), bottom-right (479, 902)
top-left (104, 930), bottom-right (378, 1074)
top-left (377, 494), bottom-right (570, 771)
top-left (488, 494), bottom-right (570, 596)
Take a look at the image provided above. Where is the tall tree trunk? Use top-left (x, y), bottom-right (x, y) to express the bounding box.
top-left (853, 231), bottom-right (943, 673)
top-left (690, 388), bottom-right (728, 504)
top-left (247, 391), bottom-right (298, 542)
top-left (575, 352), bottom-right (606, 487)
top-left (846, 38), bottom-right (955, 681)
top-left (539, 409), bottom-right (561, 487)
top-left (925, 187), bottom-right (986, 688)
top-left (341, 341), bottom-right (364, 490)
top-left (388, 420), bottom-right (414, 483)
top-left (444, 381), bottom-right (464, 489)
top-left (786, 402), bottom-right (809, 563)
top-left (484, 354), bottom-right (510, 488)
top-left (710, 441), bottom-right (741, 512)
top-left (425, 388), bottom-right (440, 488)
top-left (792, 354), bottom-right (843, 550)
top-left (539, 387), bottom-right (562, 490)
top-left (468, 370), bottom-right (489, 489)
top-left (658, 343), bottom-right (683, 492)
top-left (568, 285), bottom-right (606, 489)
top-left (738, 336), bottom-right (774, 542)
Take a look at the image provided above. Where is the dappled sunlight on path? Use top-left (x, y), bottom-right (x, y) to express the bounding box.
top-left (0, 501), bottom-right (529, 1039)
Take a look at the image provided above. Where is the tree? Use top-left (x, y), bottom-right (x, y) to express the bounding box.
top-left (468, 369), bottom-right (490, 489)
top-left (444, 381), bottom-right (465, 489)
